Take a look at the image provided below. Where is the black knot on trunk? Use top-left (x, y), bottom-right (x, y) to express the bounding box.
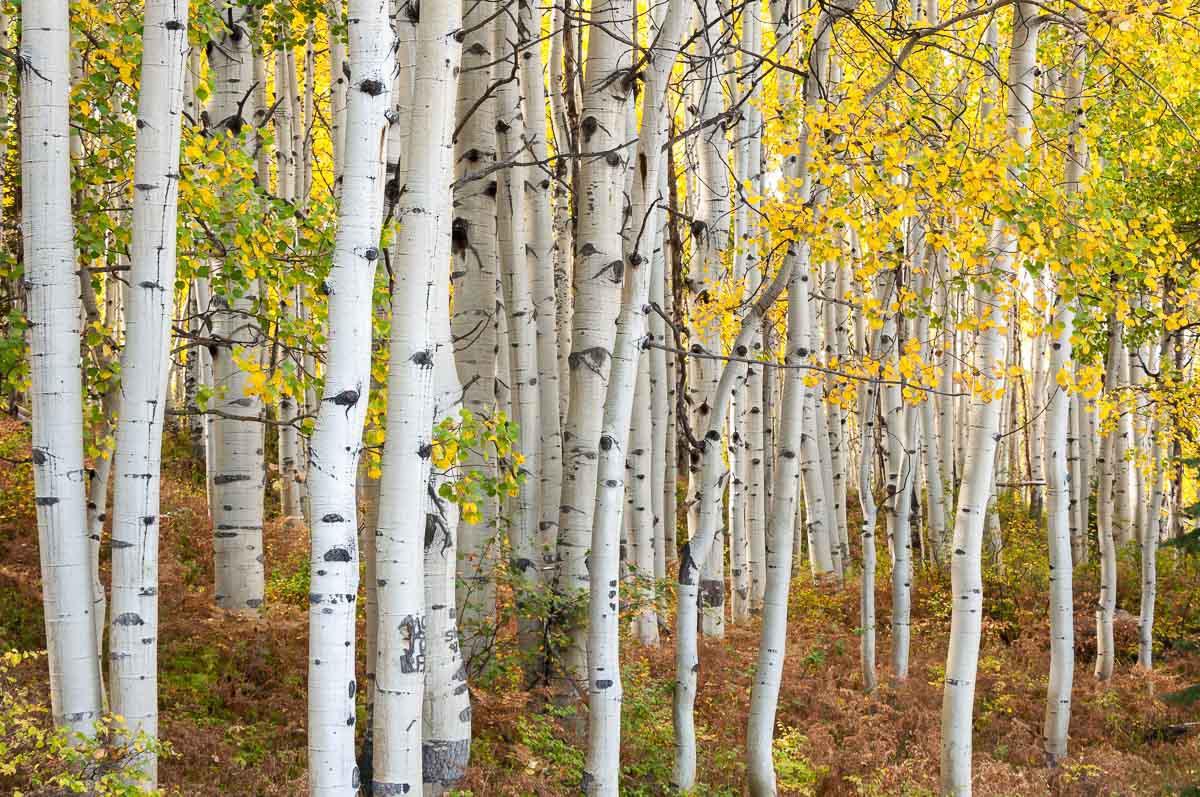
top-left (451, 218), bottom-right (469, 251)
top-left (359, 78), bottom-right (385, 96)
top-left (581, 115), bottom-right (599, 140)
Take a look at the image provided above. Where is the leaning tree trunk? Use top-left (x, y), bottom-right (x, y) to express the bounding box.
top-left (940, 5), bottom-right (1037, 793)
top-left (371, 1), bottom-right (461, 791)
top-left (306, 1), bottom-right (393, 793)
top-left (108, 0), bottom-right (190, 783)
top-left (20, 0), bottom-right (104, 739)
top-left (554, 0), bottom-right (634, 700)
top-left (581, 0), bottom-right (689, 789)
top-left (745, 256), bottom-right (813, 796)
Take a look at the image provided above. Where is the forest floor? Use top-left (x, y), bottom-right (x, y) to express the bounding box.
top-left (2, 418), bottom-right (1200, 795)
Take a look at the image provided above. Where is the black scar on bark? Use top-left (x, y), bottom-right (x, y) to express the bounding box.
top-left (580, 115), bottom-right (598, 141)
top-left (322, 513), bottom-right (345, 523)
top-left (213, 473), bottom-right (251, 485)
top-left (677, 542), bottom-right (698, 586)
top-left (114, 613), bottom-right (145, 626)
top-left (324, 547), bottom-right (353, 562)
top-left (35, 497), bottom-right (59, 506)
top-left (359, 78), bottom-right (385, 96)
top-left (328, 389), bottom-right (361, 408)
top-left (31, 449), bottom-right (48, 465)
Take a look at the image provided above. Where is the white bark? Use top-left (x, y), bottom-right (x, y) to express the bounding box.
top-left (517, 0), bottom-right (564, 588)
top-left (422, 214), bottom-right (472, 796)
top-left (1095, 313), bottom-right (1122, 681)
top-left (451, 1), bottom-right (501, 668)
top-left (583, 1), bottom-right (687, 788)
top-left (940, 6), bottom-right (1036, 792)
top-left (1044, 14), bottom-right (1085, 761)
top-left (746, 260), bottom-right (812, 796)
top-left (676, 261), bottom-right (794, 792)
top-left (554, 0), bottom-right (634, 697)
top-left (306, 0), bottom-right (393, 791)
top-left (20, 0), bottom-right (104, 737)
top-left (108, 0), bottom-right (190, 782)
top-left (208, 1), bottom-right (266, 612)
top-left (371, 1), bottom-right (461, 790)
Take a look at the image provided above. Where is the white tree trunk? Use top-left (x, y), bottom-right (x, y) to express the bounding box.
top-left (676, 262), bottom-right (794, 792)
top-left (208, 1), bottom-right (266, 613)
top-left (554, 0), bottom-right (634, 698)
top-left (1044, 13), bottom-right (1085, 760)
top-left (745, 260), bottom-right (813, 796)
top-left (582, 1), bottom-right (687, 788)
top-left (371, 1), bottom-right (461, 790)
top-left (516, 0), bottom-right (564, 592)
top-left (108, 0), bottom-right (190, 782)
top-left (451, 1), bottom-right (501, 668)
top-left (940, 6), bottom-right (1036, 792)
top-left (20, 0), bottom-right (104, 738)
top-left (306, 0), bottom-right (392, 791)
top-left (1095, 312), bottom-right (1122, 681)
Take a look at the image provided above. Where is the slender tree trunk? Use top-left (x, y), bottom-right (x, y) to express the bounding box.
top-left (451, 1), bottom-right (501, 669)
top-left (676, 261), bottom-right (793, 792)
top-left (554, 0), bottom-right (635, 700)
top-left (745, 260), bottom-right (814, 797)
top-left (940, 6), bottom-right (1036, 792)
top-left (1044, 13), bottom-right (1085, 761)
top-left (208, 0), bottom-right (266, 613)
top-left (21, 0), bottom-right (104, 738)
top-left (1095, 310), bottom-right (1122, 681)
top-left (108, 0), bottom-right (190, 782)
top-left (306, 0), bottom-right (392, 791)
top-left (371, 1), bottom-right (461, 790)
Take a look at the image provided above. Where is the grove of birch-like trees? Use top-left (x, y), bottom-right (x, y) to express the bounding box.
top-left (5, 0), bottom-right (1200, 793)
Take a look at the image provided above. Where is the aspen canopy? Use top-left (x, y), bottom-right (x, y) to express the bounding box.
top-left (5, 0), bottom-right (1200, 794)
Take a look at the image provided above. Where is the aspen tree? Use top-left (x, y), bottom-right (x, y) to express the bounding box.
top-left (1043, 10), bottom-right (1086, 761)
top-left (1138, 332), bottom-right (1166, 671)
top-left (452, 0), bottom-right (502, 668)
top-left (21, 0), bottom-right (104, 739)
top-left (554, 0), bottom-right (635, 697)
top-left (676, 259), bottom-right (795, 792)
top-left (108, 0), bottom-right (191, 781)
top-left (940, 4), bottom-right (1038, 792)
top-left (516, 0), bottom-right (564, 578)
top-left (208, 0), bottom-right (266, 612)
top-left (306, 0), bottom-right (393, 791)
top-left (371, 0), bottom-right (461, 789)
top-left (1095, 310), bottom-right (1122, 681)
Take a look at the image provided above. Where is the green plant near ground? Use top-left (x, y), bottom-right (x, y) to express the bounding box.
top-left (265, 553), bottom-right (311, 608)
top-left (515, 702), bottom-right (584, 787)
top-left (619, 656), bottom-right (676, 793)
top-left (772, 726), bottom-right (827, 796)
top-left (0, 650), bottom-right (170, 795)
